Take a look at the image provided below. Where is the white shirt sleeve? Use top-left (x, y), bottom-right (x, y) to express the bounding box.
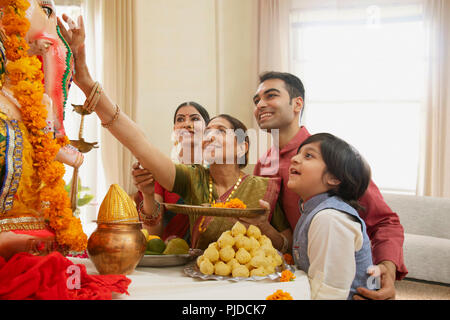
top-left (307, 209), bottom-right (364, 300)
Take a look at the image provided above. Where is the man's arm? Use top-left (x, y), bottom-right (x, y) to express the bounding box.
top-left (358, 181), bottom-right (408, 279)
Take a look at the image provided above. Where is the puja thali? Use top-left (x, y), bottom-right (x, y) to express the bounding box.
top-left (138, 249), bottom-right (202, 268)
top-left (162, 203), bottom-right (266, 218)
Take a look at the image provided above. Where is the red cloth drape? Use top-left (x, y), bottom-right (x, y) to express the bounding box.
top-left (0, 252), bottom-right (131, 300)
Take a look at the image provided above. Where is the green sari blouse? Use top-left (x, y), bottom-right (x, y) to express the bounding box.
top-left (172, 164), bottom-right (290, 249)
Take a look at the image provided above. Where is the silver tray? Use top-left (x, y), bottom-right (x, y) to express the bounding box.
top-left (138, 249), bottom-right (202, 267)
top-left (184, 252), bottom-right (295, 282)
top-left (162, 203), bottom-right (265, 218)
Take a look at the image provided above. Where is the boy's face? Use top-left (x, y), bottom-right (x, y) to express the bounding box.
top-left (253, 79), bottom-right (301, 131)
top-left (287, 142), bottom-right (337, 201)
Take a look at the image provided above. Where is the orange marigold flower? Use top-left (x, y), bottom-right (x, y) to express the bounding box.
top-left (283, 253), bottom-right (294, 265)
top-left (266, 290), bottom-right (293, 300)
top-left (212, 198), bottom-right (247, 209)
top-left (280, 270), bottom-right (296, 282)
top-left (2, 14), bottom-right (29, 37)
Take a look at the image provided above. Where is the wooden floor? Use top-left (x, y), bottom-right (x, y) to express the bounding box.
top-left (396, 279), bottom-right (450, 300)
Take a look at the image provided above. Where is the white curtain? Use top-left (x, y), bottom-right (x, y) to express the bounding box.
top-left (418, 0), bottom-right (450, 198)
top-left (258, 0), bottom-right (291, 73)
top-left (98, 0), bottom-right (136, 195)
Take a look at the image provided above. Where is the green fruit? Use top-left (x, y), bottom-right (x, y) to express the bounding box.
top-left (163, 238), bottom-right (189, 255)
top-left (147, 238), bottom-right (166, 254)
top-left (146, 251), bottom-right (162, 255)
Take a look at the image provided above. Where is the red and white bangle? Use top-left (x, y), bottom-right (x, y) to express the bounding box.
top-left (138, 200), bottom-right (162, 226)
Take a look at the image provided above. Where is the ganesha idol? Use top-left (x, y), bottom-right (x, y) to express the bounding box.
top-left (0, 0), bottom-right (87, 260)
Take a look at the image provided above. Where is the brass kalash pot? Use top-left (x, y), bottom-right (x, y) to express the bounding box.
top-left (87, 184), bottom-right (146, 275)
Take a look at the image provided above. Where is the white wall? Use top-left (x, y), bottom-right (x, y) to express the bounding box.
top-left (134, 0), bottom-right (259, 157)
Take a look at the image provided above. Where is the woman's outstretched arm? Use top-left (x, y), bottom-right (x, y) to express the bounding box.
top-left (58, 15), bottom-right (176, 191)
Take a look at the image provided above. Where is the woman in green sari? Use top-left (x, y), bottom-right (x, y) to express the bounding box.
top-left (172, 115), bottom-right (290, 250)
top-left (58, 15), bottom-right (292, 253)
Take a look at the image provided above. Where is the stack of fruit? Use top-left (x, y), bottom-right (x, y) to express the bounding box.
top-left (141, 230), bottom-right (190, 255)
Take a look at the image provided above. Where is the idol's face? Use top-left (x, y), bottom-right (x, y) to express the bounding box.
top-left (25, 0), bottom-right (74, 137)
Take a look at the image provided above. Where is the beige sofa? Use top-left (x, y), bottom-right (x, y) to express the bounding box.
top-left (382, 193), bottom-right (450, 284)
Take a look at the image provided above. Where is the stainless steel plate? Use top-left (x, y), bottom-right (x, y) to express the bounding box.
top-left (138, 249), bottom-right (201, 267)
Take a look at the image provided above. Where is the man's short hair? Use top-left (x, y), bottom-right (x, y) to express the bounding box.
top-left (259, 71), bottom-right (305, 102)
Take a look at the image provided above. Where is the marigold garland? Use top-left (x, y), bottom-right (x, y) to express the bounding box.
top-left (0, 0), bottom-right (87, 252)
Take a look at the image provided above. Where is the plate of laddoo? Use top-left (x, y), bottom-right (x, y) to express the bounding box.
top-left (184, 222), bottom-right (294, 281)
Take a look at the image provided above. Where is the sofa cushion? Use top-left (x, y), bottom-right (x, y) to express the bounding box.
top-left (382, 193), bottom-right (450, 239)
top-left (404, 233), bottom-right (450, 284)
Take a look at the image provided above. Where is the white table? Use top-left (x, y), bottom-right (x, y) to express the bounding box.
top-left (69, 258), bottom-right (311, 300)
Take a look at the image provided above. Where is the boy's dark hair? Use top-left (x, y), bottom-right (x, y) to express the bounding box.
top-left (298, 133), bottom-right (372, 211)
top-left (174, 101), bottom-right (210, 125)
top-left (210, 114), bottom-right (249, 169)
top-left (259, 71), bottom-right (305, 102)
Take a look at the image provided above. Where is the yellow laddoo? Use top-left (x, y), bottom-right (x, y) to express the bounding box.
top-left (235, 248), bottom-right (252, 264)
top-left (219, 246), bottom-right (235, 262)
top-left (243, 237), bottom-right (254, 251)
top-left (250, 255), bottom-right (269, 268)
top-left (199, 258), bottom-right (215, 275)
top-left (232, 264), bottom-right (250, 278)
top-left (259, 235), bottom-right (272, 247)
top-left (260, 244), bottom-right (277, 257)
top-left (247, 225), bottom-right (262, 239)
top-left (203, 246), bottom-right (220, 263)
top-left (248, 237), bottom-right (260, 251)
top-left (272, 253), bottom-right (283, 267)
top-left (197, 255), bottom-right (206, 268)
top-left (265, 265), bottom-right (276, 275)
top-left (250, 267), bottom-right (269, 277)
top-left (245, 261), bottom-right (254, 271)
top-left (234, 234), bottom-right (248, 249)
top-left (208, 242), bottom-right (219, 250)
top-left (231, 222), bottom-right (247, 237)
top-left (214, 261), bottom-right (232, 276)
top-left (218, 233), bottom-right (235, 248)
top-left (227, 258), bottom-right (240, 269)
top-left (250, 247), bottom-right (265, 258)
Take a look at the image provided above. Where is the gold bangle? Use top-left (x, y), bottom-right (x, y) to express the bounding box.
top-left (101, 104), bottom-right (121, 129)
top-left (86, 85), bottom-right (103, 114)
top-left (83, 82), bottom-right (100, 114)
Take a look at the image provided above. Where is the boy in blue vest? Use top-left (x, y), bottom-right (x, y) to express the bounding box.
top-left (288, 133), bottom-right (375, 299)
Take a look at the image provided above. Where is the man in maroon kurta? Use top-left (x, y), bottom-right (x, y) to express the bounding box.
top-left (252, 72), bottom-right (408, 300)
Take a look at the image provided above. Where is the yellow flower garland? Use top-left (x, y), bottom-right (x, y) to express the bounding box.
top-left (1, 0), bottom-right (87, 252)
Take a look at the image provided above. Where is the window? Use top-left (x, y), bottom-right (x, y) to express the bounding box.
top-left (55, 0), bottom-right (101, 236)
top-left (290, 0), bottom-right (425, 194)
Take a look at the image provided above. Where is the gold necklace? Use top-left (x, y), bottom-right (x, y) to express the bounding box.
top-left (209, 173), bottom-right (243, 204)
